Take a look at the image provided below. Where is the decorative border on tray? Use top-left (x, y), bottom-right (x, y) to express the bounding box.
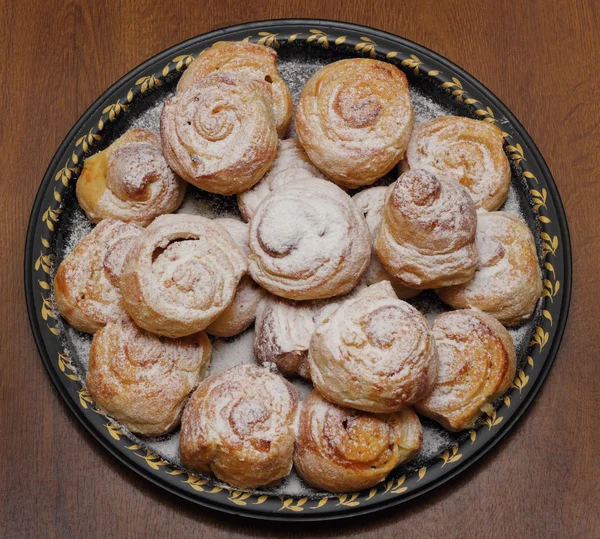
top-left (28, 22), bottom-right (568, 518)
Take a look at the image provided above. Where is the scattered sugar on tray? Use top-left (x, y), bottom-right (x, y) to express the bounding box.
top-left (147, 433), bottom-right (182, 465)
top-left (63, 207), bottom-right (94, 256)
top-left (508, 324), bottom-right (532, 355)
top-left (65, 326), bottom-right (92, 372)
top-left (270, 470), bottom-right (318, 497)
top-left (419, 426), bottom-right (453, 460)
top-left (410, 87), bottom-right (452, 125)
top-left (500, 184), bottom-right (526, 222)
top-left (128, 98), bottom-right (170, 132)
top-left (208, 329), bottom-right (256, 376)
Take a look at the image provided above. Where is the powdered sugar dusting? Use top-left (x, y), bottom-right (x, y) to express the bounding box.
top-left (50, 54), bottom-right (543, 498)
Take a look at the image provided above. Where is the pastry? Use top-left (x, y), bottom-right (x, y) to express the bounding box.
top-left (436, 211), bottom-right (542, 326)
top-left (374, 169), bottom-right (478, 288)
top-left (86, 318), bottom-right (211, 436)
top-left (76, 129), bottom-right (186, 226)
top-left (295, 58), bottom-right (414, 188)
top-left (294, 391), bottom-right (422, 492)
top-left (206, 219), bottom-right (266, 337)
top-left (415, 310), bottom-right (516, 431)
top-left (253, 294), bottom-right (345, 378)
top-left (54, 219), bottom-right (142, 333)
top-left (309, 281), bottom-right (438, 413)
top-left (180, 364), bottom-right (299, 489)
top-left (237, 139), bottom-right (326, 221)
top-left (248, 178), bottom-right (371, 300)
top-left (161, 73), bottom-right (278, 195)
top-left (177, 41), bottom-right (292, 137)
top-left (352, 186), bottom-right (420, 299)
top-left (120, 214), bottom-right (247, 338)
top-left (404, 116), bottom-right (511, 210)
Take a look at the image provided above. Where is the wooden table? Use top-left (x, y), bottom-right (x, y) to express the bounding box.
top-left (3, 1), bottom-right (598, 537)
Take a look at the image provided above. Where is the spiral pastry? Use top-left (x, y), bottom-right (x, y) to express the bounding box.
top-left (206, 219), bottom-right (266, 337)
top-left (253, 294), bottom-right (345, 378)
top-left (295, 59), bottom-right (414, 188)
top-left (353, 187), bottom-right (420, 300)
top-left (237, 139), bottom-right (326, 221)
top-left (294, 391), bottom-right (422, 492)
top-left (248, 178), bottom-right (371, 300)
top-left (415, 310), bottom-right (516, 431)
top-left (161, 73), bottom-right (278, 195)
top-left (374, 169), bottom-right (478, 289)
top-left (86, 318), bottom-right (211, 436)
top-left (436, 211), bottom-right (542, 326)
top-left (54, 219), bottom-right (142, 334)
top-left (309, 281), bottom-right (438, 413)
top-left (120, 214), bottom-right (247, 338)
top-left (76, 129), bottom-right (186, 227)
top-left (177, 41), bottom-right (292, 137)
top-left (180, 364), bottom-right (299, 489)
top-left (404, 116), bottom-right (511, 210)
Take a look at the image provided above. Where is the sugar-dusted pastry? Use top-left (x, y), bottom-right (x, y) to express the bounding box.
top-left (180, 364), bottom-right (299, 489)
top-left (404, 116), bottom-right (511, 210)
top-left (415, 310), bottom-right (516, 431)
top-left (206, 218), bottom-right (266, 337)
top-left (295, 58), bottom-right (414, 188)
top-left (248, 178), bottom-right (371, 300)
top-left (76, 129), bottom-right (186, 227)
top-left (294, 391), bottom-right (422, 492)
top-left (237, 139), bottom-right (326, 221)
top-left (309, 281), bottom-right (438, 413)
top-left (253, 294), bottom-right (345, 378)
top-left (353, 186), bottom-right (419, 299)
top-left (120, 214), bottom-right (247, 338)
top-left (54, 219), bottom-right (142, 334)
top-left (161, 73), bottom-right (278, 195)
top-left (374, 169), bottom-right (478, 289)
top-left (177, 41), bottom-right (292, 137)
top-left (86, 318), bottom-right (211, 436)
top-left (437, 211), bottom-right (542, 326)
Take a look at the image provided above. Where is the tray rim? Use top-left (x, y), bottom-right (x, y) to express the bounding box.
top-left (24, 18), bottom-right (572, 521)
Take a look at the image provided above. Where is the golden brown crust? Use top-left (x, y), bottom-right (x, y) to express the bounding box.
top-left (436, 211), bottom-right (543, 326)
top-left (177, 41), bottom-right (292, 137)
top-left (161, 73), bottom-right (278, 195)
top-left (248, 178), bottom-right (371, 300)
top-left (294, 392), bottom-right (422, 492)
top-left (76, 129), bottom-right (186, 226)
top-left (308, 281), bottom-right (438, 413)
top-left (86, 318), bottom-right (211, 436)
top-left (296, 59), bottom-right (414, 188)
top-left (415, 310), bottom-right (516, 431)
top-left (404, 116), bottom-right (511, 211)
top-left (180, 364), bottom-right (299, 489)
top-left (352, 186), bottom-right (420, 299)
top-left (54, 219), bottom-right (142, 334)
top-left (374, 169), bottom-right (479, 289)
top-left (120, 214), bottom-right (247, 338)
top-left (253, 294), bottom-right (348, 378)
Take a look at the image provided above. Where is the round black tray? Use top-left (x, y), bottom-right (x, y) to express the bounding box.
top-left (24, 19), bottom-right (571, 521)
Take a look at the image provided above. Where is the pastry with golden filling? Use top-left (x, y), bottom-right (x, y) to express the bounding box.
top-left (416, 310), bottom-right (516, 431)
top-left (294, 391), bottom-right (422, 492)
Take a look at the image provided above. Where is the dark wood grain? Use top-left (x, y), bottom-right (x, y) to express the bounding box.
top-left (2, 1), bottom-right (598, 537)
